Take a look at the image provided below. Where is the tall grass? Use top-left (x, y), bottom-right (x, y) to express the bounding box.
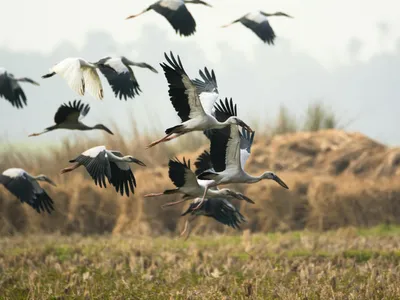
top-left (1, 102), bottom-right (399, 236)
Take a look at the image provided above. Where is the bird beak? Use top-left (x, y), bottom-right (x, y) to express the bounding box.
top-left (45, 177), bottom-right (57, 187)
top-left (105, 127), bottom-right (114, 135)
top-left (132, 158), bottom-right (146, 167)
top-left (31, 80), bottom-right (40, 86)
top-left (238, 121), bottom-right (254, 133)
top-left (238, 193), bottom-right (255, 204)
top-left (273, 175), bottom-right (289, 189)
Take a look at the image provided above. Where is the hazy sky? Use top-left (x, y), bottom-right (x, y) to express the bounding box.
top-left (0, 0), bottom-right (399, 146)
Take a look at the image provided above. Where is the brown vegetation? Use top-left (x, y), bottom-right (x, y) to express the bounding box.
top-left (1, 122), bottom-right (400, 236)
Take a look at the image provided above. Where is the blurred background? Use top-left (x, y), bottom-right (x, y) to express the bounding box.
top-left (1, 0), bottom-right (399, 236)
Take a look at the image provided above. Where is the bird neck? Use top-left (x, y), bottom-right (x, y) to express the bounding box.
top-left (246, 173), bottom-right (263, 183)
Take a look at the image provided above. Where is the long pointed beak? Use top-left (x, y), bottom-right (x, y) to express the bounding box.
top-left (46, 178), bottom-right (57, 187)
top-left (238, 193), bottom-right (255, 204)
top-left (273, 175), bottom-right (289, 189)
top-left (104, 127), bottom-right (114, 135)
top-left (133, 158), bottom-right (146, 167)
top-left (239, 121), bottom-right (254, 133)
top-left (31, 81), bottom-right (40, 86)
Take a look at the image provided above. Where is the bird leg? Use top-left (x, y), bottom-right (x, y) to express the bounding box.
top-left (180, 216), bottom-right (196, 241)
top-left (162, 133), bottom-right (183, 142)
top-left (161, 199), bottom-right (189, 208)
top-left (125, 10), bottom-right (147, 20)
top-left (143, 192), bottom-right (165, 198)
top-left (146, 133), bottom-right (173, 149)
top-left (192, 186), bottom-right (209, 211)
top-left (28, 130), bottom-right (48, 137)
top-left (60, 163), bottom-right (80, 174)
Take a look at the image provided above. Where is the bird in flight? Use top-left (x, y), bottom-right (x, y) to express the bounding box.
top-left (222, 11), bottom-right (293, 44)
top-left (0, 68), bottom-right (39, 109)
top-left (126, 0), bottom-right (212, 37)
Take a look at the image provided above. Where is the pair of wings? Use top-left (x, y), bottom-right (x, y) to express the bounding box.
top-left (96, 57), bottom-right (157, 100)
top-left (181, 197), bottom-right (246, 229)
top-left (71, 148), bottom-right (136, 197)
top-left (161, 52), bottom-right (225, 123)
top-left (0, 71), bottom-right (28, 109)
top-left (52, 58), bottom-right (103, 100)
top-left (0, 173), bottom-right (54, 214)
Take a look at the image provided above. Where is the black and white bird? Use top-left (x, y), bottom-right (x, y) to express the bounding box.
top-left (42, 58), bottom-right (104, 100)
top-left (0, 168), bottom-right (56, 214)
top-left (0, 68), bottom-right (39, 109)
top-left (195, 101), bottom-right (289, 209)
top-left (61, 146), bottom-right (146, 197)
top-left (126, 0), bottom-right (212, 37)
top-left (144, 156), bottom-right (254, 206)
top-left (147, 52), bottom-right (253, 148)
top-left (182, 197), bottom-right (246, 229)
top-left (222, 11), bottom-right (293, 44)
top-left (29, 100), bottom-right (113, 137)
top-left (94, 56), bottom-right (158, 100)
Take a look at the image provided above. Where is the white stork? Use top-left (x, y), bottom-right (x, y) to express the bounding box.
top-left (0, 168), bottom-right (56, 214)
top-left (60, 146), bottom-right (146, 197)
top-left (42, 57), bottom-right (104, 100)
top-left (222, 11), bottom-right (293, 45)
top-left (194, 98), bottom-right (289, 209)
top-left (126, 0), bottom-right (212, 37)
top-left (94, 56), bottom-right (158, 100)
top-left (0, 68), bottom-right (39, 109)
top-left (143, 156), bottom-right (254, 206)
top-left (146, 52), bottom-right (253, 148)
top-left (29, 100), bottom-right (113, 137)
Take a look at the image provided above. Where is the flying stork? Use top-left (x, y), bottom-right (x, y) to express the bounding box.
top-left (179, 197), bottom-right (247, 239)
top-left (29, 100), bottom-right (113, 137)
top-left (42, 57), bottom-right (104, 100)
top-left (126, 0), bottom-right (212, 37)
top-left (0, 68), bottom-right (39, 109)
top-left (61, 146), bottom-right (146, 197)
top-left (146, 52), bottom-right (253, 148)
top-left (222, 11), bottom-right (293, 45)
top-left (143, 156), bottom-right (255, 206)
top-left (193, 98), bottom-right (289, 209)
top-left (0, 168), bottom-right (56, 214)
top-left (94, 56), bottom-right (158, 100)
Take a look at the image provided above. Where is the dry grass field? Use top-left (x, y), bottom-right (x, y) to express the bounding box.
top-left (1, 225), bottom-right (400, 299)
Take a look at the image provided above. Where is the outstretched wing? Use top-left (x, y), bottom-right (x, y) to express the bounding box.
top-left (194, 150), bottom-right (213, 176)
top-left (192, 67), bottom-right (219, 115)
top-left (160, 52), bottom-right (205, 122)
top-left (97, 58), bottom-right (141, 100)
top-left (82, 67), bottom-right (103, 100)
top-left (168, 157), bottom-right (199, 189)
top-left (152, 3), bottom-right (196, 37)
top-left (241, 18), bottom-right (276, 44)
top-left (0, 70), bottom-right (27, 109)
top-left (203, 97), bottom-right (237, 140)
top-left (108, 151), bottom-right (136, 197)
top-left (54, 99), bottom-right (90, 124)
top-left (239, 128), bottom-right (255, 169)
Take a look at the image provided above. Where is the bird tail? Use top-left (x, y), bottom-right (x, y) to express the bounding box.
top-left (197, 171), bottom-right (219, 180)
top-left (42, 72), bottom-right (56, 79)
top-left (165, 124), bottom-right (184, 135)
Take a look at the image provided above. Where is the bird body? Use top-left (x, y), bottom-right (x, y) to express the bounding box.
top-left (0, 68), bottom-right (39, 108)
top-left (94, 56), bottom-right (158, 100)
top-left (0, 168), bottom-right (56, 213)
top-left (147, 52), bottom-right (252, 148)
top-left (222, 11), bottom-right (293, 44)
top-left (42, 57), bottom-right (104, 100)
top-left (61, 146), bottom-right (146, 196)
top-left (126, 0), bottom-right (211, 37)
top-left (28, 100), bottom-right (113, 137)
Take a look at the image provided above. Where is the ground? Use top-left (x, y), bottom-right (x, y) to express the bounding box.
top-left (1, 225), bottom-right (400, 299)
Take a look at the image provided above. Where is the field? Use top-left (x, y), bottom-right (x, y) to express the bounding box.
top-left (1, 225), bottom-right (400, 299)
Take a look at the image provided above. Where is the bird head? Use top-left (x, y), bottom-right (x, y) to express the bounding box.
top-left (94, 124), bottom-right (114, 135)
top-left (229, 117), bottom-right (253, 132)
top-left (261, 172), bottom-right (289, 189)
top-left (36, 175), bottom-right (57, 186)
top-left (125, 156), bottom-right (147, 166)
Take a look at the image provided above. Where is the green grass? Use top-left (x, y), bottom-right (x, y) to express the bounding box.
top-left (1, 225), bottom-right (400, 299)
